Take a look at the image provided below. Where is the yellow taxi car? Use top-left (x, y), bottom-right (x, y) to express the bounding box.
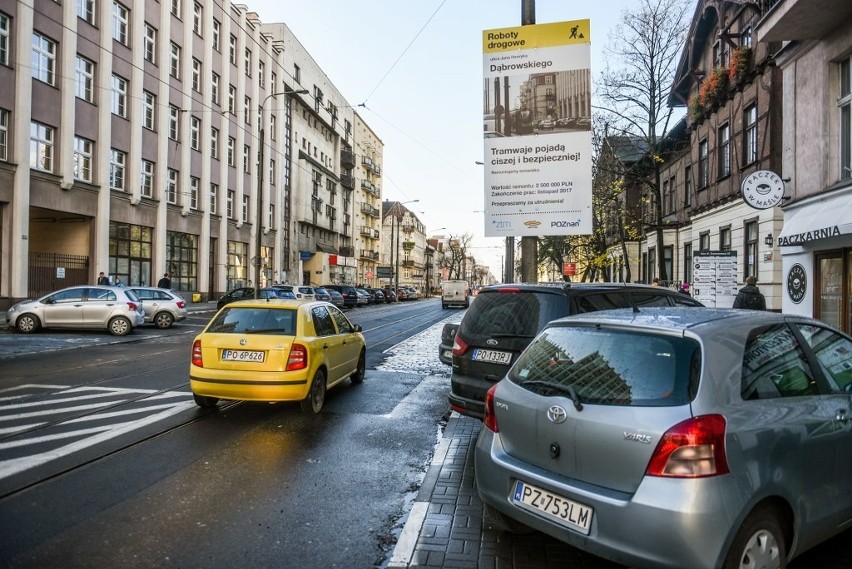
top-left (189, 299), bottom-right (366, 414)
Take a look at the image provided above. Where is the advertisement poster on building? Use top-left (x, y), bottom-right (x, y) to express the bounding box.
top-left (482, 20), bottom-right (593, 237)
top-left (692, 251), bottom-right (738, 307)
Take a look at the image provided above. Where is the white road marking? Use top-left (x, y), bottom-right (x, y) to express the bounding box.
top-left (0, 384), bottom-right (70, 398)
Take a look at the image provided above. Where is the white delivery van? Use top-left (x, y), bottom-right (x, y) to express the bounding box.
top-left (442, 280), bottom-right (469, 309)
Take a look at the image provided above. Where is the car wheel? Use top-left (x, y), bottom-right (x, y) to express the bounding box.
top-left (350, 351), bottom-right (366, 384)
top-left (723, 506), bottom-right (787, 569)
top-left (108, 316), bottom-right (132, 336)
top-left (301, 369), bottom-right (326, 414)
top-left (193, 394), bottom-right (219, 408)
top-left (484, 503), bottom-right (534, 534)
top-left (154, 311), bottom-right (174, 329)
top-left (16, 313), bottom-right (41, 334)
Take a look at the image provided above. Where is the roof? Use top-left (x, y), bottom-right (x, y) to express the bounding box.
top-left (548, 306), bottom-right (799, 332)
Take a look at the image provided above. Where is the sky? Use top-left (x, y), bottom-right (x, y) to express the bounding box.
top-left (247, 0), bottom-right (630, 278)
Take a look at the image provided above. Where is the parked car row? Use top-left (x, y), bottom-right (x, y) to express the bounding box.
top-left (439, 280), bottom-right (852, 569)
top-left (5, 285), bottom-right (189, 335)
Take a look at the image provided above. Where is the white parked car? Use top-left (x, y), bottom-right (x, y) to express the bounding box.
top-left (5, 285), bottom-right (145, 336)
top-left (127, 286), bottom-right (188, 328)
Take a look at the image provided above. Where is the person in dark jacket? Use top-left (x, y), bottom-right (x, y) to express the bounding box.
top-left (733, 276), bottom-right (766, 310)
top-left (157, 273), bottom-right (171, 288)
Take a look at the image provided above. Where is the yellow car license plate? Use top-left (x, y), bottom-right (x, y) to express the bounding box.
top-left (221, 349), bottom-right (265, 362)
top-left (512, 480), bottom-right (593, 535)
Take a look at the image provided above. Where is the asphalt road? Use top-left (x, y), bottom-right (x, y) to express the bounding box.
top-left (0, 299), bottom-right (454, 568)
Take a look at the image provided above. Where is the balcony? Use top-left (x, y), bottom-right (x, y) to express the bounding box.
top-left (360, 249), bottom-right (380, 261)
top-left (340, 173), bottom-right (355, 190)
top-left (402, 241), bottom-right (415, 251)
top-left (340, 148), bottom-right (356, 169)
top-left (359, 226), bottom-right (373, 237)
top-left (360, 202), bottom-right (380, 218)
top-left (339, 246), bottom-right (355, 257)
top-left (361, 156), bottom-right (381, 176)
top-left (402, 259), bottom-right (415, 268)
top-left (373, 229), bottom-right (380, 239)
top-left (361, 179), bottom-right (380, 198)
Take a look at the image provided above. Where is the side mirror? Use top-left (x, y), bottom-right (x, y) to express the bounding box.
top-left (353, 324), bottom-right (363, 333)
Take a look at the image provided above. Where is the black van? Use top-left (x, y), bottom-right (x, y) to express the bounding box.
top-left (446, 282), bottom-right (703, 419)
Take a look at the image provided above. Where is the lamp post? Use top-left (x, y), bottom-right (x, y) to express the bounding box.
top-left (254, 88), bottom-right (308, 298)
top-left (389, 199), bottom-right (418, 301)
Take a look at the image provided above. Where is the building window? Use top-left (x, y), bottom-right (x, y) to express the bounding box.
top-left (699, 231), bottom-right (710, 252)
top-left (189, 176), bottom-right (199, 210)
top-left (29, 121), bottom-right (54, 172)
top-left (683, 242), bottom-right (693, 285)
top-left (268, 204), bottom-right (274, 229)
top-left (243, 144), bottom-right (250, 173)
top-left (211, 72), bottom-right (220, 105)
top-left (294, 64), bottom-right (300, 83)
top-left (228, 84), bottom-right (236, 114)
top-left (258, 60), bottom-right (265, 88)
top-left (271, 71), bottom-right (277, 89)
top-left (108, 222), bottom-right (154, 288)
top-left (109, 148), bottom-right (126, 191)
top-left (32, 33), bottom-right (56, 85)
top-left (142, 91), bottom-right (156, 130)
top-left (169, 42), bottom-right (181, 79)
top-left (141, 159), bottom-right (154, 198)
top-left (227, 189), bottom-right (234, 218)
top-left (166, 168), bottom-right (178, 204)
top-left (168, 106), bottom-right (180, 140)
top-left (189, 115), bottom-right (200, 150)
top-left (244, 48), bottom-right (251, 77)
top-left (741, 26), bottom-right (752, 48)
top-left (0, 13), bottom-right (9, 66)
top-left (0, 109), bottom-right (8, 161)
top-left (720, 226), bottom-right (731, 251)
top-left (165, 231), bottom-right (199, 292)
top-left (840, 56), bottom-right (851, 181)
top-left (744, 221), bottom-right (758, 280)
top-left (73, 137), bottom-right (93, 182)
top-left (227, 136), bottom-right (235, 166)
top-left (698, 139), bottom-right (709, 188)
top-left (191, 58), bottom-right (201, 92)
top-left (244, 96), bottom-right (251, 125)
top-left (210, 127), bottom-right (219, 159)
top-left (684, 165), bottom-right (692, 207)
top-left (75, 56), bottom-right (95, 102)
top-left (242, 194), bottom-right (249, 222)
top-left (212, 19), bottom-right (221, 51)
top-left (192, 2), bottom-right (202, 36)
top-left (228, 34), bottom-right (237, 65)
top-left (270, 114), bottom-right (277, 141)
top-left (143, 24), bottom-right (156, 64)
top-left (210, 183), bottom-right (218, 214)
top-left (78, 0), bottom-right (96, 25)
top-left (111, 74), bottom-right (128, 117)
top-left (112, 2), bottom-right (128, 46)
top-left (744, 105), bottom-right (758, 166)
top-left (718, 123), bottom-right (731, 178)
top-left (170, 0), bottom-right (180, 17)
top-left (269, 158), bottom-right (276, 185)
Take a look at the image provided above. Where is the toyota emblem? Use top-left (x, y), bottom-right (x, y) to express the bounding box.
top-left (547, 405), bottom-right (567, 423)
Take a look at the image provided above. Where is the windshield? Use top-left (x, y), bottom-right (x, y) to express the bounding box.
top-left (459, 291), bottom-right (567, 338)
top-left (207, 307), bottom-right (296, 335)
top-left (508, 326), bottom-right (700, 406)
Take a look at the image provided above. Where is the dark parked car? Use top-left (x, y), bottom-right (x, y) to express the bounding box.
top-left (326, 288), bottom-right (345, 307)
top-left (354, 288), bottom-right (372, 306)
top-left (383, 288), bottom-right (397, 303)
top-left (323, 285), bottom-right (359, 308)
top-left (217, 287), bottom-right (288, 310)
top-left (446, 282), bottom-right (703, 419)
top-left (312, 287), bottom-right (332, 302)
top-left (476, 307), bottom-right (852, 569)
top-left (369, 288), bottom-right (385, 303)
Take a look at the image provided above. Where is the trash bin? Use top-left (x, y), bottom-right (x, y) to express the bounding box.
top-left (192, 293), bottom-right (201, 303)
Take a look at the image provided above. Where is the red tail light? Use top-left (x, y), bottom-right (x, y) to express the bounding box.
top-left (645, 415), bottom-right (729, 478)
top-left (191, 340), bottom-right (203, 367)
top-left (483, 384), bottom-right (499, 432)
top-left (497, 287), bottom-right (521, 293)
top-left (286, 343), bottom-right (308, 371)
top-left (452, 335), bottom-right (469, 356)
top-left (127, 302), bottom-right (139, 312)
top-left (176, 300), bottom-right (185, 309)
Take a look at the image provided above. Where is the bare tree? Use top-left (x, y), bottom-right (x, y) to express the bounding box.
top-left (442, 233), bottom-right (473, 280)
top-left (598, 0), bottom-right (690, 282)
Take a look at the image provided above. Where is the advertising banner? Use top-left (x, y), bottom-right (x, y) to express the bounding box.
top-left (692, 251), bottom-right (738, 307)
top-left (482, 20), bottom-right (592, 237)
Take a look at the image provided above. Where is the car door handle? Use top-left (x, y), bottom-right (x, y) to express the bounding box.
top-left (323, 344), bottom-right (329, 350)
top-left (837, 408), bottom-right (848, 423)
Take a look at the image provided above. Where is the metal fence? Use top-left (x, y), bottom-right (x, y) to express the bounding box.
top-left (28, 252), bottom-right (90, 298)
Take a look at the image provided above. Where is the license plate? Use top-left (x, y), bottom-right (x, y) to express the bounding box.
top-left (472, 348), bottom-right (512, 364)
top-left (221, 349), bottom-right (265, 362)
top-left (512, 480), bottom-right (593, 535)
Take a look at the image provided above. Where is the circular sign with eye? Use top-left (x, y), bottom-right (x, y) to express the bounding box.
top-left (787, 263), bottom-right (807, 304)
top-left (741, 170), bottom-right (785, 210)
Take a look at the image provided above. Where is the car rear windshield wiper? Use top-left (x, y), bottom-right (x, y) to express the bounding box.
top-left (519, 380), bottom-right (583, 411)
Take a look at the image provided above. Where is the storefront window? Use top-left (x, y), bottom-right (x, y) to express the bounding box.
top-left (165, 231), bottom-right (198, 292)
top-left (109, 222), bottom-right (153, 286)
top-left (816, 252), bottom-right (850, 334)
top-left (227, 240), bottom-right (249, 291)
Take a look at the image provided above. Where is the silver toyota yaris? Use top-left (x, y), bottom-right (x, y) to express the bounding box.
top-left (475, 307), bottom-right (852, 569)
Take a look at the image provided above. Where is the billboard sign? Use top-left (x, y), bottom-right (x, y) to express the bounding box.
top-left (482, 20), bottom-right (593, 237)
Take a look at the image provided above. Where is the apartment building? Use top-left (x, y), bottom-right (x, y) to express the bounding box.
top-left (757, 0), bottom-right (852, 334)
top-left (352, 112), bottom-right (382, 287)
top-left (381, 200), bottom-right (426, 291)
top-left (0, 0), bottom-right (372, 305)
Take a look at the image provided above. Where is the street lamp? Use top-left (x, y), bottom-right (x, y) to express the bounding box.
top-left (389, 199), bottom-right (418, 301)
top-left (255, 88), bottom-right (308, 298)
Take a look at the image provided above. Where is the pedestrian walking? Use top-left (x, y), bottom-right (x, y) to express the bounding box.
top-left (114, 277), bottom-right (124, 287)
top-left (157, 272), bottom-right (171, 288)
top-left (97, 272), bottom-right (110, 285)
top-left (651, 278), bottom-right (660, 286)
top-left (733, 276), bottom-right (766, 310)
top-left (678, 282), bottom-right (691, 296)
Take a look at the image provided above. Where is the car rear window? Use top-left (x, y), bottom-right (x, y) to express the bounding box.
top-left (459, 290), bottom-right (568, 338)
top-left (508, 326), bottom-right (700, 406)
top-left (207, 308), bottom-right (296, 335)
